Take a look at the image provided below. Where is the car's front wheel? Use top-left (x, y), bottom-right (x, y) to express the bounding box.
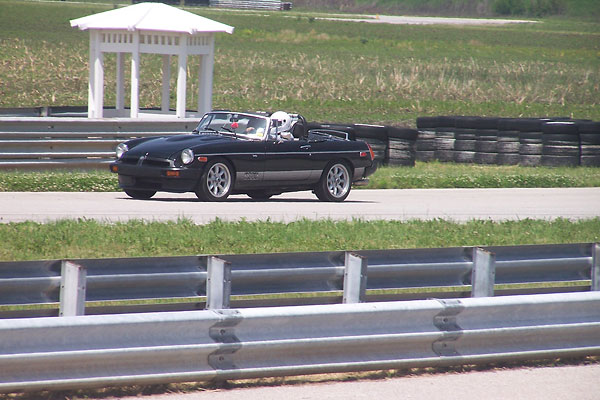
top-left (124, 189), bottom-right (156, 200)
top-left (195, 159), bottom-right (234, 201)
top-left (315, 161), bottom-right (352, 202)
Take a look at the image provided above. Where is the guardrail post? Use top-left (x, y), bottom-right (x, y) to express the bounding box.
top-left (343, 252), bottom-right (367, 303)
top-left (592, 243), bottom-right (600, 292)
top-left (471, 248), bottom-right (496, 297)
top-left (59, 261), bottom-right (87, 317)
top-left (206, 256), bottom-right (231, 310)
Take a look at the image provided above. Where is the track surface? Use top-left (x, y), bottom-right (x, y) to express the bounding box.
top-left (106, 364), bottom-right (600, 400)
top-left (319, 14), bottom-right (535, 26)
top-left (0, 188), bottom-right (598, 223)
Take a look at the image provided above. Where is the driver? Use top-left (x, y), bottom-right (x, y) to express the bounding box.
top-left (270, 111), bottom-right (294, 141)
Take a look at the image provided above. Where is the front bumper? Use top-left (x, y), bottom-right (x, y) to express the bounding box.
top-left (110, 162), bottom-right (202, 193)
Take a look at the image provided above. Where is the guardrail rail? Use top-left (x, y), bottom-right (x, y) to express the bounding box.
top-left (1, 292), bottom-right (599, 392)
top-left (1, 243), bottom-right (598, 318)
top-left (1, 243), bottom-right (599, 393)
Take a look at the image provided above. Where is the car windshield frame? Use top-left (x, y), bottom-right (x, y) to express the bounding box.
top-left (195, 112), bottom-right (271, 141)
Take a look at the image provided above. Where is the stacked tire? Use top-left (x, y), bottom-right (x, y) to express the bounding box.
top-left (473, 117), bottom-right (499, 165)
top-left (496, 118), bottom-right (520, 165)
top-left (579, 121), bottom-right (600, 167)
top-left (513, 119), bottom-right (544, 167)
top-left (415, 117), bottom-right (437, 162)
top-left (453, 116), bottom-right (477, 163)
top-left (387, 126), bottom-right (418, 166)
top-left (541, 121), bottom-right (580, 167)
top-left (433, 116), bottom-right (456, 163)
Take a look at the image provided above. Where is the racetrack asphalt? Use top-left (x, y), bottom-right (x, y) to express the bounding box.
top-left (104, 363), bottom-right (600, 400)
top-left (0, 188), bottom-right (598, 224)
top-left (317, 14), bottom-right (536, 26)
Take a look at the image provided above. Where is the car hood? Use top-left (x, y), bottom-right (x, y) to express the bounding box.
top-left (126, 134), bottom-right (237, 158)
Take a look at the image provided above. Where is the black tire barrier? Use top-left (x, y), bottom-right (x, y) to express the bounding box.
top-left (454, 151), bottom-right (475, 163)
top-left (318, 123), bottom-right (357, 141)
top-left (581, 155), bottom-right (600, 167)
top-left (519, 143), bottom-right (544, 155)
top-left (474, 152), bottom-right (498, 165)
top-left (454, 139), bottom-right (477, 152)
top-left (416, 150), bottom-right (435, 162)
top-left (541, 155), bottom-right (580, 167)
top-left (388, 126), bottom-right (418, 141)
top-left (416, 116), bottom-right (439, 129)
top-left (497, 153), bottom-right (520, 165)
top-left (520, 155), bottom-right (543, 167)
top-left (542, 145), bottom-right (580, 157)
top-left (387, 127), bottom-right (418, 167)
top-left (353, 124), bottom-right (388, 140)
top-left (415, 116), bottom-right (600, 168)
top-left (434, 128), bottom-right (455, 163)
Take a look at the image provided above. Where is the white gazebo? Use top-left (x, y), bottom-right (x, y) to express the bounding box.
top-left (70, 3), bottom-right (234, 119)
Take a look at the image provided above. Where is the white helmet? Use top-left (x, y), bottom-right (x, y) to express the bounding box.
top-left (270, 111), bottom-right (292, 132)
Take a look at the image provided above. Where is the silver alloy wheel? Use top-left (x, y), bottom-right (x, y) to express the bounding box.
top-left (326, 163), bottom-right (350, 199)
top-left (206, 162), bottom-right (231, 198)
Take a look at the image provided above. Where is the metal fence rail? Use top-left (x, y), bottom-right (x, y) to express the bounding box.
top-left (0, 118), bottom-right (196, 170)
top-left (209, 0), bottom-right (290, 10)
top-left (1, 243), bottom-right (598, 318)
top-left (1, 291), bottom-right (599, 393)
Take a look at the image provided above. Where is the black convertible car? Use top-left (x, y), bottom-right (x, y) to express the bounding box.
top-left (110, 111), bottom-right (376, 202)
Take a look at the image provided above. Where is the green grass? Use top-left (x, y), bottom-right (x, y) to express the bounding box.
top-left (0, 1), bottom-right (598, 126)
top-left (1, 163), bottom-right (599, 192)
top-left (294, 0), bottom-right (600, 18)
top-left (1, 218), bottom-right (599, 261)
top-left (368, 163), bottom-right (600, 188)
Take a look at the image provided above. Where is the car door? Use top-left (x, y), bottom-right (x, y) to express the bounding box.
top-left (227, 140), bottom-right (267, 189)
top-left (263, 138), bottom-right (316, 183)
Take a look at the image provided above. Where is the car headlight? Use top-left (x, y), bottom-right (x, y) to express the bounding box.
top-left (181, 148), bottom-right (194, 165)
top-left (115, 143), bottom-right (128, 159)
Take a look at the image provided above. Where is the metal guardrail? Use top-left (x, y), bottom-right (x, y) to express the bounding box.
top-left (0, 118), bottom-right (196, 170)
top-left (210, 0), bottom-right (291, 10)
top-left (1, 243), bottom-right (598, 318)
top-left (1, 291), bottom-right (599, 392)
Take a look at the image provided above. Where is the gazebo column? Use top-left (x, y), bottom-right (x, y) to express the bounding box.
top-left (130, 33), bottom-right (140, 118)
top-left (176, 34), bottom-right (188, 119)
top-left (198, 51), bottom-right (214, 115)
top-left (161, 55), bottom-right (171, 113)
top-left (88, 30), bottom-right (104, 118)
top-left (116, 52), bottom-right (125, 113)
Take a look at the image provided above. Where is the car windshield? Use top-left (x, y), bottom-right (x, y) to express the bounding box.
top-left (195, 112), bottom-right (269, 140)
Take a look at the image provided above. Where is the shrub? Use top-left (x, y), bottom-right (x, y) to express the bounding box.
top-left (492, 0), bottom-right (565, 15)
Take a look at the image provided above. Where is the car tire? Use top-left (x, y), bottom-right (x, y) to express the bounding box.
top-left (315, 161), bottom-right (352, 202)
top-left (124, 189), bottom-right (156, 200)
top-left (195, 159), bottom-right (234, 202)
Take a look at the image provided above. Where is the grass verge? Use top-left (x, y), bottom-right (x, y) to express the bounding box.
top-left (1, 1), bottom-right (599, 124)
top-left (1, 218), bottom-right (599, 261)
top-left (1, 163), bottom-right (599, 192)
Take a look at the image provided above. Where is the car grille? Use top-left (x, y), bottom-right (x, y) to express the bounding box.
top-left (121, 155), bottom-right (172, 168)
top-left (121, 156), bottom-right (139, 165)
top-left (143, 158), bottom-right (172, 168)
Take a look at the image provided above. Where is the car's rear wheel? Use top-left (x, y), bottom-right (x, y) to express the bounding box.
top-left (124, 189), bottom-right (156, 200)
top-left (315, 161), bottom-right (352, 202)
top-left (196, 159), bottom-right (234, 201)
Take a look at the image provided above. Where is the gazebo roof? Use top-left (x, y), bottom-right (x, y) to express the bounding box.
top-left (70, 2), bottom-right (234, 35)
